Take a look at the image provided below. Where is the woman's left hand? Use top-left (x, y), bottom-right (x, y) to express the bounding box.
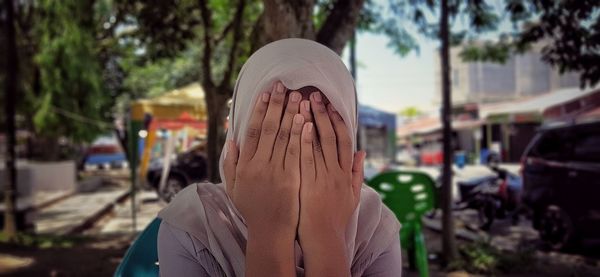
top-left (298, 91), bottom-right (366, 275)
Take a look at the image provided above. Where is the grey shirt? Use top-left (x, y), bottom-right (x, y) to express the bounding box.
top-left (158, 221), bottom-right (403, 277)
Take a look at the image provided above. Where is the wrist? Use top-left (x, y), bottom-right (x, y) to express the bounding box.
top-left (299, 220), bottom-right (346, 247)
top-left (301, 232), bottom-right (350, 277)
top-left (300, 229), bottom-right (346, 252)
top-left (247, 222), bottom-right (296, 242)
top-left (246, 230), bottom-right (296, 277)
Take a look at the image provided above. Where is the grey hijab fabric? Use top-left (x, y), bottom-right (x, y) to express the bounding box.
top-left (158, 38), bottom-right (400, 277)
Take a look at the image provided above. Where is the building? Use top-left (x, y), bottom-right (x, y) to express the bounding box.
top-left (399, 43), bottom-right (599, 164)
top-left (398, 86), bottom-right (600, 164)
top-left (434, 43), bottom-right (580, 106)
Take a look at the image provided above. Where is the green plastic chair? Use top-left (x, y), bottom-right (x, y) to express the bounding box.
top-left (114, 218), bottom-right (162, 277)
top-left (367, 171), bottom-right (437, 277)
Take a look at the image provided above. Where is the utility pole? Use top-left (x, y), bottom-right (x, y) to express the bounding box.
top-left (3, 0), bottom-right (20, 241)
top-left (349, 31), bottom-right (362, 150)
top-left (440, 0), bottom-right (458, 263)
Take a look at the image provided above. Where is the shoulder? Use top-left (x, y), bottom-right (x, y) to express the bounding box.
top-left (158, 220), bottom-right (208, 257)
top-left (352, 185), bottom-right (401, 274)
top-left (158, 221), bottom-right (226, 276)
top-left (358, 184), bottom-right (401, 231)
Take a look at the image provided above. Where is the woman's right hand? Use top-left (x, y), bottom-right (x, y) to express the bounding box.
top-left (223, 81), bottom-right (305, 238)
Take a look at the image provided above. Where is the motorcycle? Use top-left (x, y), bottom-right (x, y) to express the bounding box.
top-left (456, 164), bottom-right (523, 230)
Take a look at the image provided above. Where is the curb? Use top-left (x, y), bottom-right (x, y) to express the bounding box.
top-left (25, 191), bottom-right (77, 213)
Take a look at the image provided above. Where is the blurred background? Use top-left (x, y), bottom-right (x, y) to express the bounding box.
top-left (1, 0), bottom-right (599, 276)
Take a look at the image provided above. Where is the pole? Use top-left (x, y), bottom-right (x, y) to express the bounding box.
top-left (349, 31), bottom-right (361, 150)
top-left (440, 0), bottom-right (458, 263)
top-left (127, 117), bottom-right (137, 233)
top-left (3, 0), bottom-right (19, 240)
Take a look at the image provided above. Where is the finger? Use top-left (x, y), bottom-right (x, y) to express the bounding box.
top-left (255, 81), bottom-right (287, 161)
top-left (310, 92), bottom-right (338, 170)
top-left (299, 100), bottom-right (313, 124)
top-left (224, 140), bottom-right (239, 197)
top-left (272, 91), bottom-right (301, 163)
top-left (327, 103), bottom-right (353, 171)
top-left (301, 122), bottom-right (316, 182)
top-left (313, 136), bottom-right (327, 177)
top-left (240, 91), bottom-right (270, 162)
top-left (284, 113), bottom-right (304, 171)
top-left (352, 151), bottom-right (366, 198)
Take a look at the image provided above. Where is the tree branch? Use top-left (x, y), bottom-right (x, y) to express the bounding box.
top-left (249, 12), bottom-right (266, 53)
top-left (219, 0), bottom-right (246, 91)
top-left (213, 20), bottom-right (234, 45)
top-left (198, 0), bottom-right (214, 88)
top-left (316, 0), bottom-right (366, 54)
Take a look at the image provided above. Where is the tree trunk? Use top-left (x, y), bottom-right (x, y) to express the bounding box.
top-left (261, 0), bottom-right (316, 43)
top-left (315, 0), bottom-right (365, 54)
top-left (440, 0), bottom-right (458, 264)
top-left (3, 0), bottom-right (20, 240)
top-left (259, 0), bottom-right (365, 55)
top-left (204, 87), bottom-right (230, 183)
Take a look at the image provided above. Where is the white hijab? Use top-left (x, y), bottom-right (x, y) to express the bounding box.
top-left (159, 38), bottom-right (400, 277)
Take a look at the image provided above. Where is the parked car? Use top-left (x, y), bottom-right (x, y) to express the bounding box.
top-left (147, 146), bottom-right (208, 202)
top-left (521, 120), bottom-right (600, 250)
top-left (83, 144), bottom-right (128, 170)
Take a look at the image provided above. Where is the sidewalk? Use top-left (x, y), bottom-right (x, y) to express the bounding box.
top-left (91, 189), bottom-right (165, 235)
top-left (34, 183), bottom-right (129, 235)
top-left (0, 190), bottom-right (74, 213)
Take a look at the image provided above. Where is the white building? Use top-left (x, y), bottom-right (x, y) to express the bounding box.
top-left (434, 43), bottom-right (580, 106)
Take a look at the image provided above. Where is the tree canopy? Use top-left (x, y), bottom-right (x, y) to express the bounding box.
top-left (461, 0), bottom-right (600, 87)
top-left (2, 0), bottom-right (598, 159)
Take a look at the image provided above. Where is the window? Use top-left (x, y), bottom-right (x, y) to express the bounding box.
top-left (573, 132), bottom-right (600, 163)
top-left (452, 69), bottom-right (460, 87)
top-left (530, 131), bottom-right (572, 161)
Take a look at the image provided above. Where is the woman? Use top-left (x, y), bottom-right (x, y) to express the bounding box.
top-left (157, 38), bottom-right (401, 276)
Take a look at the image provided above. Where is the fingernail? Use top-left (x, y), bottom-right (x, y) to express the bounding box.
top-left (261, 92), bottom-right (270, 102)
top-left (291, 92), bottom-right (301, 103)
top-left (277, 82), bottom-right (284, 93)
top-left (307, 123), bottom-right (313, 134)
top-left (313, 92), bottom-right (322, 102)
top-left (303, 101), bottom-right (310, 112)
top-left (294, 114), bottom-right (303, 124)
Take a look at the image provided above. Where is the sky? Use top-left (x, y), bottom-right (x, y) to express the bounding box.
top-left (342, 33), bottom-right (439, 115)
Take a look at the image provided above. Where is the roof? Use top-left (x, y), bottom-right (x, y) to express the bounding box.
top-left (479, 85), bottom-right (600, 120)
top-left (397, 116), bottom-right (441, 138)
top-left (358, 105), bottom-right (396, 129)
top-left (137, 83), bottom-right (206, 106)
top-left (131, 83), bottom-right (207, 121)
top-left (396, 115), bottom-right (484, 138)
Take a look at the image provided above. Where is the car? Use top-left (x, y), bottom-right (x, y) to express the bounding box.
top-left (146, 146), bottom-right (208, 202)
top-left (82, 136), bottom-right (128, 170)
top-left (521, 120), bottom-right (600, 250)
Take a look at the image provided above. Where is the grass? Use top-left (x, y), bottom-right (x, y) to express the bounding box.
top-left (447, 239), bottom-right (537, 275)
top-left (0, 231), bottom-right (89, 249)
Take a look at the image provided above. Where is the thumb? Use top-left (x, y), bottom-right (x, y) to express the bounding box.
top-left (351, 150), bottom-right (366, 198)
top-left (224, 140), bottom-right (239, 197)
